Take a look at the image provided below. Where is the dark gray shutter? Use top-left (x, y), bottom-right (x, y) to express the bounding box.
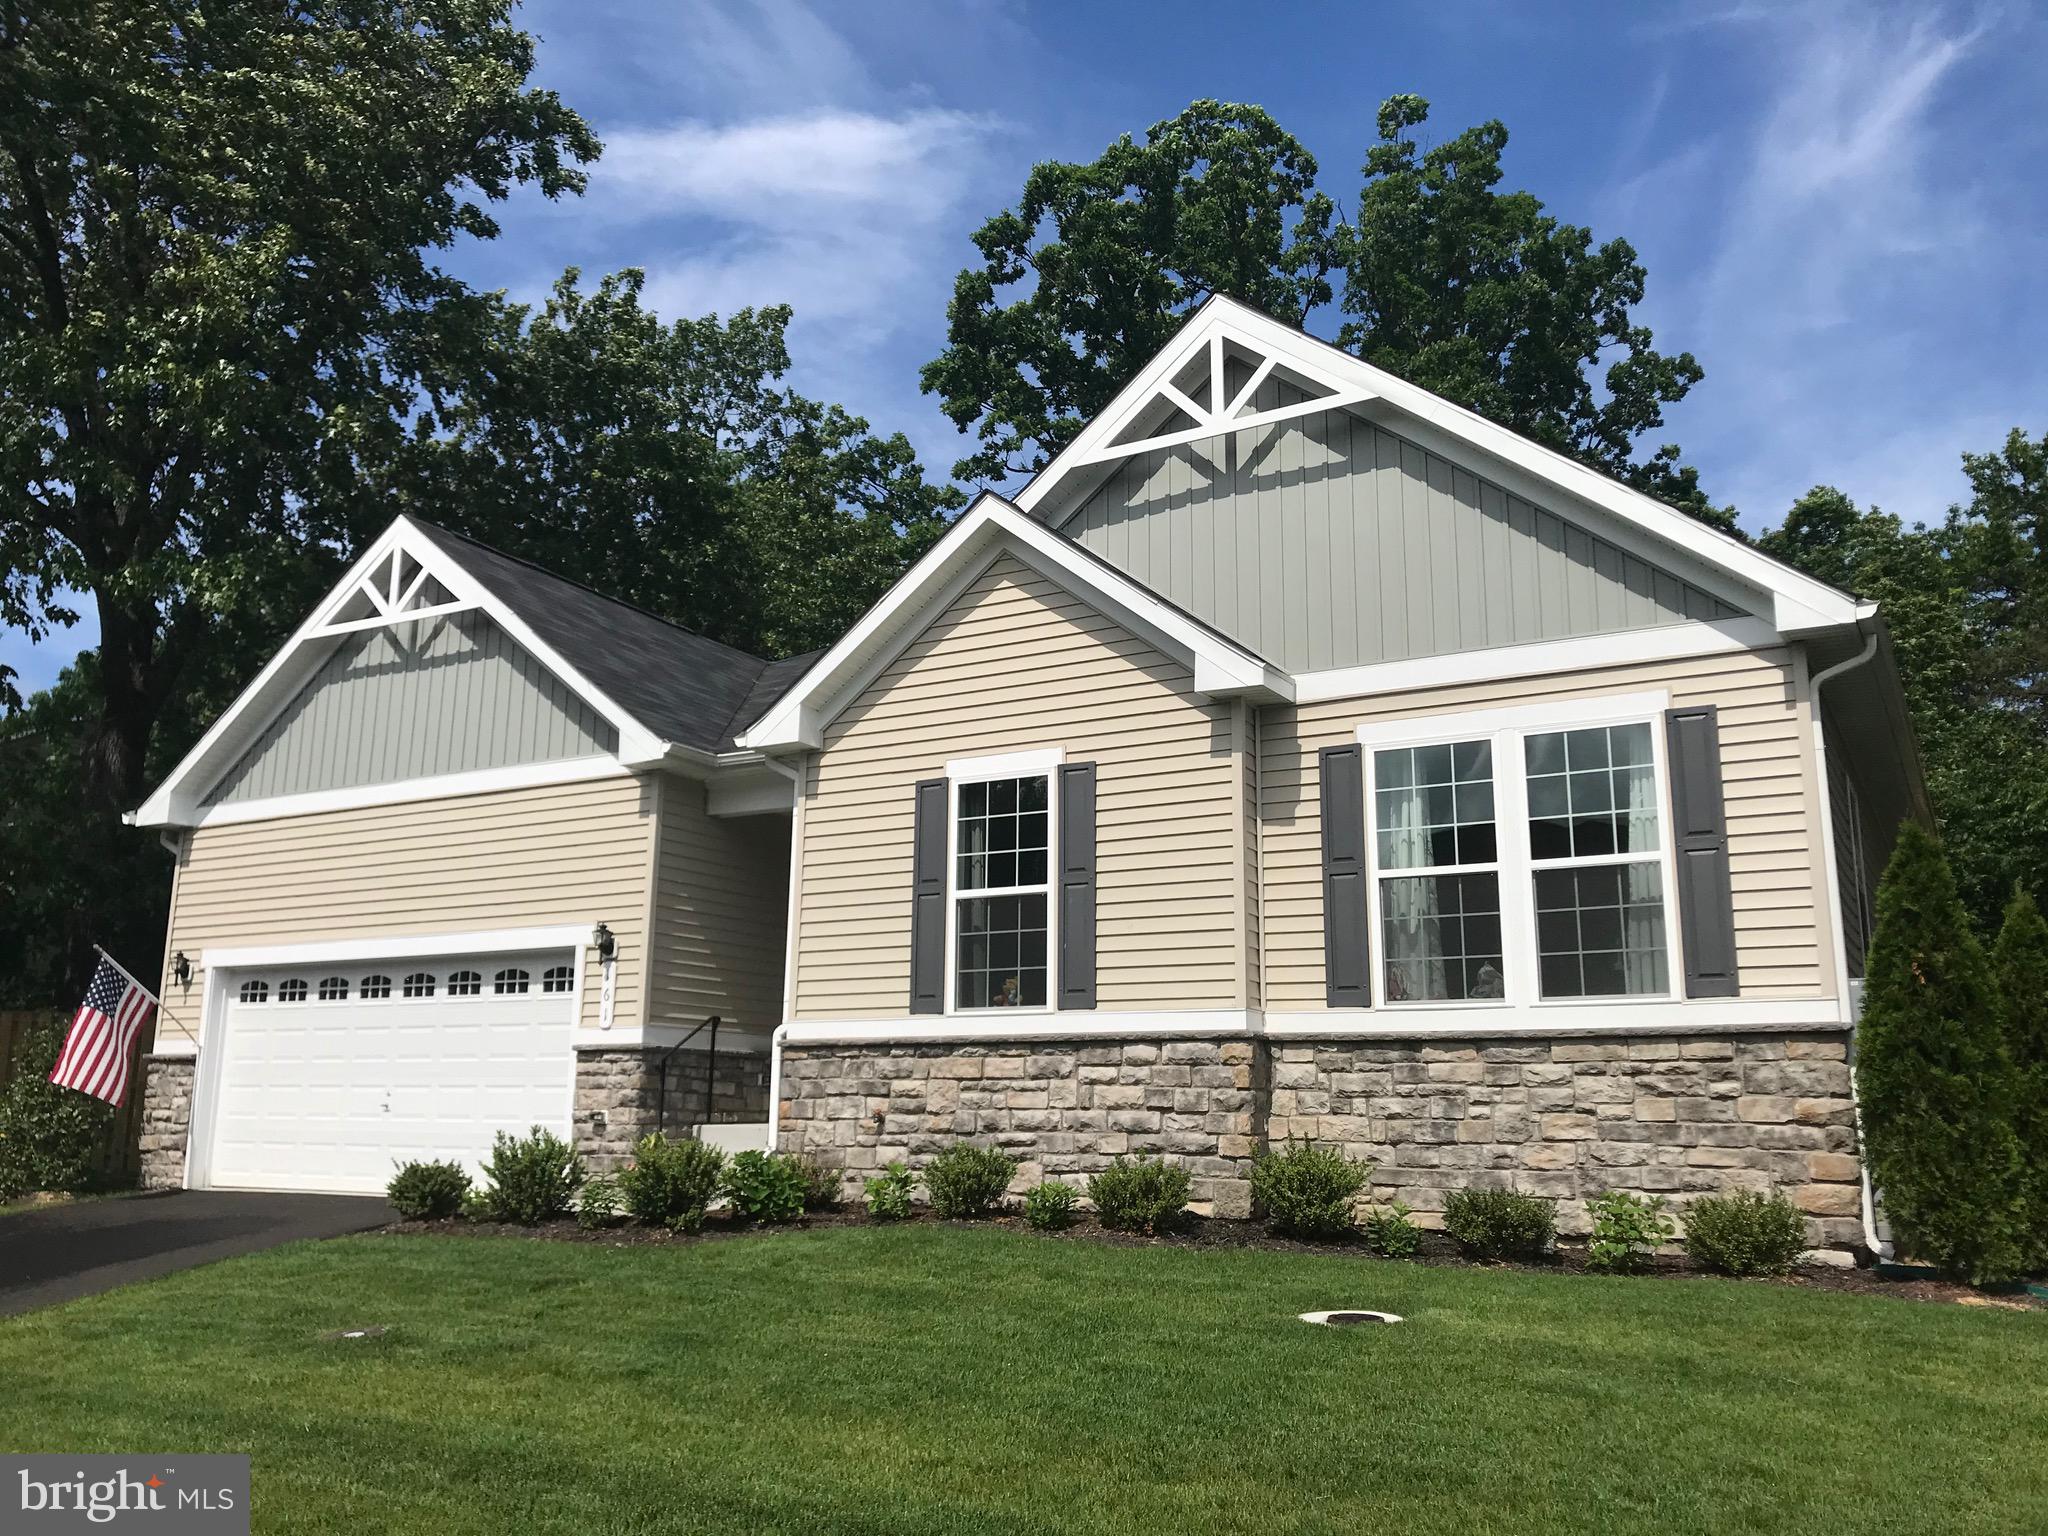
top-left (910, 778), bottom-right (947, 1013)
top-left (1665, 705), bottom-right (1740, 997)
top-left (1057, 762), bottom-right (1097, 1010)
top-left (1320, 744), bottom-right (1371, 1007)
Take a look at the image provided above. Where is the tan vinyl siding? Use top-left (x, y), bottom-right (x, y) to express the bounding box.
top-left (794, 554), bottom-right (1241, 1018)
top-left (647, 775), bottom-right (790, 1031)
top-left (1260, 647), bottom-right (1835, 1009)
top-left (160, 774), bottom-right (654, 1039)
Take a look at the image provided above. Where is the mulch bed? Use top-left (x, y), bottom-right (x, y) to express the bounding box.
top-left (380, 1208), bottom-right (2043, 1310)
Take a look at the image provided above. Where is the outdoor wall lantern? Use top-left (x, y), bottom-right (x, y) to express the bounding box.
top-left (592, 922), bottom-right (616, 962)
top-left (172, 951), bottom-right (192, 986)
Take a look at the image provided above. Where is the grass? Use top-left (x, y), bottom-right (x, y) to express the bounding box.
top-left (2, 1225), bottom-right (2046, 1535)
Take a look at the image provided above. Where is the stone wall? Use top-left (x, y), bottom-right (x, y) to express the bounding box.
top-left (139, 1054), bottom-right (195, 1190)
top-left (574, 1047), bottom-right (769, 1172)
top-left (779, 1031), bottom-right (1863, 1253)
top-left (777, 1039), bottom-right (1263, 1217)
top-left (1262, 1032), bottom-right (1859, 1250)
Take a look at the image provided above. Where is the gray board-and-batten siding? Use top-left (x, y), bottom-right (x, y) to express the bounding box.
top-left (203, 609), bottom-right (617, 804)
top-left (1061, 390), bottom-right (1745, 677)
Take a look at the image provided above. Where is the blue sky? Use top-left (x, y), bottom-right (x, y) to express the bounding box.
top-left (8, 0), bottom-right (2046, 694)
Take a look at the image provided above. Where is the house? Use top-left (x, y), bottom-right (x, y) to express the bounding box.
top-left (131, 297), bottom-right (1922, 1254)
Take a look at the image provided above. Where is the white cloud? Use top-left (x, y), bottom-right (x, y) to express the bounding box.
top-left (596, 109), bottom-right (997, 225)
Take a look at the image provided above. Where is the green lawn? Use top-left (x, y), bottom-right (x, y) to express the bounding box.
top-left (2, 1227), bottom-right (2045, 1535)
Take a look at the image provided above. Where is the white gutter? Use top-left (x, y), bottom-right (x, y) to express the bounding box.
top-left (1807, 616), bottom-right (1887, 1258)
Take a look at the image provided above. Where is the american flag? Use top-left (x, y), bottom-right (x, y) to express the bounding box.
top-left (50, 953), bottom-right (157, 1107)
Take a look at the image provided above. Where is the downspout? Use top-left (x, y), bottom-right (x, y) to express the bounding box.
top-left (1808, 616), bottom-right (1886, 1258)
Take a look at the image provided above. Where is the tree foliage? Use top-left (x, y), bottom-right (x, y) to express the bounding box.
top-left (1762, 446), bottom-right (2048, 927)
top-left (366, 270), bottom-right (959, 658)
top-left (923, 94), bottom-right (1720, 525)
top-left (1857, 822), bottom-right (2026, 1284)
top-left (1338, 95), bottom-right (1725, 528)
top-left (921, 100), bottom-right (1339, 484)
top-left (0, 0), bottom-right (598, 803)
top-left (1990, 886), bottom-right (2048, 1267)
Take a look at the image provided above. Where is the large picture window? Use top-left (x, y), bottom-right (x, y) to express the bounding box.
top-left (952, 773), bottom-right (1051, 1009)
top-left (1363, 699), bottom-right (1677, 1009)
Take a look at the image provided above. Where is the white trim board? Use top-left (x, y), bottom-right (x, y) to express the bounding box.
top-left (1291, 621), bottom-right (1778, 706)
top-left (185, 756), bottom-right (629, 829)
top-left (199, 925), bottom-right (594, 972)
top-left (777, 999), bottom-right (1847, 1046)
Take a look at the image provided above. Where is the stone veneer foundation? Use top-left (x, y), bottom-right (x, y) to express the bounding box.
top-left (776, 1031), bottom-right (1864, 1252)
top-left (574, 1047), bottom-right (770, 1172)
top-left (139, 1054), bottom-right (196, 1189)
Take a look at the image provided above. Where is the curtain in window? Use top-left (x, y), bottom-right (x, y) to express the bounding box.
top-left (1623, 754), bottom-right (1663, 992)
top-left (1377, 780), bottom-right (1445, 1001)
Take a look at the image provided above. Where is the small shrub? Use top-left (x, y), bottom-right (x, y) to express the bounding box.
top-left (721, 1150), bottom-right (807, 1225)
top-left (620, 1133), bottom-right (726, 1232)
top-left (460, 1186), bottom-right (493, 1222)
top-left (1360, 1200), bottom-right (1422, 1258)
top-left (1685, 1190), bottom-right (1808, 1277)
top-left (478, 1126), bottom-right (583, 1225)
top-left (925, 1144), bottom-right (1016, 1219)
top-left (792, 1154), bottom-right (842, 1211)
top-left (1442, 1187), bottom-right (1555, 1262)
top-left (1586, 1190), bottom-right (1675, 1273)
top-left (577, 1172), bottom-right (626, 1230)
top-left (1249, 1141), bottom-right (1371, 1239)
top-left (0, 1020), bottom-right (118, 1200)
top-left (1087, 1155), bottom-right (1191, 1234)
top-left (864, 1160), bottom-right (916, 1220)
top-left (386, 1159), bottom-right (470, 1221)
top-left (1023, 1180), bottom-right (1081, 1231)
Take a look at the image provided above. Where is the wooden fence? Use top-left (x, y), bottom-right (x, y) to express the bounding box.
top-left (0, 1008), bottom-right (144, 1185)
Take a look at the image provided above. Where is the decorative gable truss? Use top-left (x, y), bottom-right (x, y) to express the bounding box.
top-left (132, 518), bottom-right (667, 829)
top-left (1071, 326), bottom-right (1379, 471)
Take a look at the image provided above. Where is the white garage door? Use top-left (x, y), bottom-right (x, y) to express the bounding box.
top-left (205, 948), bottom-right (578, 1194)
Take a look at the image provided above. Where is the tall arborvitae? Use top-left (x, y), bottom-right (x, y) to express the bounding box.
top-left (1991, 885), bottom-right (2048, 1271)
top-left (1858, 822), bottom-right (2027, 1283)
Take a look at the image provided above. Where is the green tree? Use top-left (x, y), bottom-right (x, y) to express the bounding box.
top-left (0, 0), bottom-right (597, 804)
top-left (1990, 886), bottom-right (2048, 1268)
top-left (1857, 821), bottom-right (2026, 1284)
top-left (920, 100), bottom-right (1339, 484)
top-left (1764, 478), bottom-right (2048, 927)
top-left (1943, 428), bottom-right (2048, 728)
top-left (368, 271), bottom-right (958, 657)
top-left (1338, 95), bottom-right (1726, 528)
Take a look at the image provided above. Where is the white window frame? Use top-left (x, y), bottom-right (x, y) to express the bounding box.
top-left (1356, 691), bottom-right (1682, 1014)
top-left (943, 748), bottom-right (1063, 1016)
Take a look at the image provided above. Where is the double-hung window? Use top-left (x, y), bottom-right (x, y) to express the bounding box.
top-left (1362, 695), bottom-right (1678, 1009)
top-left (948, 753), bottom-right (1058, 1011)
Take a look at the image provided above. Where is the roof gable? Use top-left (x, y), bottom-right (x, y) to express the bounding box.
top-left (1017, 296), bottom-right (1863, 639)
top-left (737, 494), bottom-right (1290, 753)
top-left (133, 518), bottom-right (792, 828)
top-left (1061, 392), bottom-right (1746, 675)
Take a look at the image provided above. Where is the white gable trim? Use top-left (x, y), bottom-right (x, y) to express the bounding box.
top-left (183, 756), bottom-right (630, 830)
top-left (1290, 616), bottom-right (1781, 705)
top-left (736, 494), bottom-right (1292, 752)
top-left (131, 517), bottom-right (667, 829)
top-left (1016, 297), bottom-right (1860, 639)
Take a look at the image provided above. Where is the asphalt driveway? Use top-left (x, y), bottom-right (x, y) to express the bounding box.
top-left (0, 1190), bottom-right (392, 1317)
